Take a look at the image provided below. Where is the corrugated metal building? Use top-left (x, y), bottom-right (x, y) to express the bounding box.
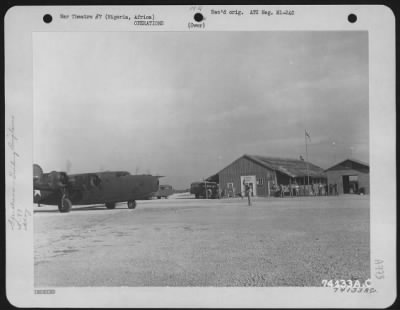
top-left (213, 154), bottom-right (326, 197)
top-left (325, 159), bottom-right (369, 194)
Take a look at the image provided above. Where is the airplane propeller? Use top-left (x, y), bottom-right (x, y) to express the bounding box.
top-left (66, 160), bottom-right (72, 173)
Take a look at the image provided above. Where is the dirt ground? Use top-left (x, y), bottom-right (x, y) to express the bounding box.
top-left (34, 195), bottom-right (370, 287)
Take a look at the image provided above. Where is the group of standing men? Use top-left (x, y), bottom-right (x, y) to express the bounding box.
top-left (310, 182), bottom-right (339, 196)
top-left (243, 181), bottom-right (340, 206)
top-left (276, 182), bottom-right (339, 197)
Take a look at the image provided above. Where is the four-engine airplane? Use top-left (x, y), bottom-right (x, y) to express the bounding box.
top-left (33, 164), bottom-right (160, 213)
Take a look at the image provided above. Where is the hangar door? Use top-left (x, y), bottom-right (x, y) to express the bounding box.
top-left (342, 175), bottom-right (359, 194)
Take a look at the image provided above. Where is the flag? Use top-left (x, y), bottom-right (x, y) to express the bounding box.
top-left (305, 130), bottom-right (311, 141)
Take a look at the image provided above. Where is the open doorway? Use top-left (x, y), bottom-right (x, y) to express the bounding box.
top-left (342, 175), bottom-right (359, 194)
top-left (240, 175), bottom-right (257, 197)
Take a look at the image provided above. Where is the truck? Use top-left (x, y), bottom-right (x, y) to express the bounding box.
top-left (155, 184), bottom-right (174, 199)
top-left (190, 181), bottom-right (219, 199)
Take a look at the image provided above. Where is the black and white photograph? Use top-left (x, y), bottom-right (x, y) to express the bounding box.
top-left (5, 5), bottom-right (396, 308)
top-left (33, 30), bottom-right (371, 287)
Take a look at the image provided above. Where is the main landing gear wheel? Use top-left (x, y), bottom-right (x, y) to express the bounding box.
top-left (58, 195), bottom-right (72, 213)
top-left (106, 202), bottom-right (116, 209)
top-left (127, 200), bottom-right (136, 209)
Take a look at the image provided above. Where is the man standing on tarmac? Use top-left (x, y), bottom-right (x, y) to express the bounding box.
top-left (245, 183), bottom-right (252, 206)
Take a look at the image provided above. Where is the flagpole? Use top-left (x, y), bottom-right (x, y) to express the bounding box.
top-left (305, 130), bottom-right (310, 186)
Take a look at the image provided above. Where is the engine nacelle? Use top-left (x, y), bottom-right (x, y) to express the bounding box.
top-left (34, 170), bottom-right (69, 191)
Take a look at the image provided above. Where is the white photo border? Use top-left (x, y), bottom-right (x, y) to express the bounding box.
top-left (5, 5), bottom-right (396, 308)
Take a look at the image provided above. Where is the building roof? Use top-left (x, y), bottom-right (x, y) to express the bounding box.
top-left (244, 155), bottom-right (326, 178)
top-left (206, 173), bottom-right (219, 183)
top-left (212, 154), bottom-right (326, 179)
top-left (325, 158), bottom-right (369, 172)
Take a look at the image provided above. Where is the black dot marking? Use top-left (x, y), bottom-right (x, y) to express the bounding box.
top-left (194, 13), bottom-right (204, 22)
top-left (348, 14), bottom-right (357, 23)
top-left (43, 14), bottom-right (53, 23)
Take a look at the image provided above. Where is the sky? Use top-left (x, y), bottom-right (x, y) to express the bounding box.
top-left (33, 31), bottom-right (369, 189)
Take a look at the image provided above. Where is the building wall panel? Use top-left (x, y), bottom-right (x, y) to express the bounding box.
top-left (219, 157), bottom-right (276, 197)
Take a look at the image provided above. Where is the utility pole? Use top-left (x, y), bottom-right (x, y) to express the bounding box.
top-left (204, 178), bottom-right (208, 199)
top-left (332, 141), bottom-right (337, 164)
top-left (350, 146), bottom-right (354, 158)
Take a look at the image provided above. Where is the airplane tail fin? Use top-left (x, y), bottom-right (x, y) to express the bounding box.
top-left (33, 164), bottom-right (43, 180)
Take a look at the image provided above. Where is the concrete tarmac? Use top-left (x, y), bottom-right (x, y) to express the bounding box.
top-left (34, 195), bottom-right (370, 287)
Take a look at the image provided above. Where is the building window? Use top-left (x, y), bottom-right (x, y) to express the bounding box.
top-left (257, 178), bottom-right (264, 185)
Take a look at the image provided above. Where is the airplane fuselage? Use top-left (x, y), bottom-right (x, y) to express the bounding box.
top-left (35, 171), bottom-right (159, 206)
